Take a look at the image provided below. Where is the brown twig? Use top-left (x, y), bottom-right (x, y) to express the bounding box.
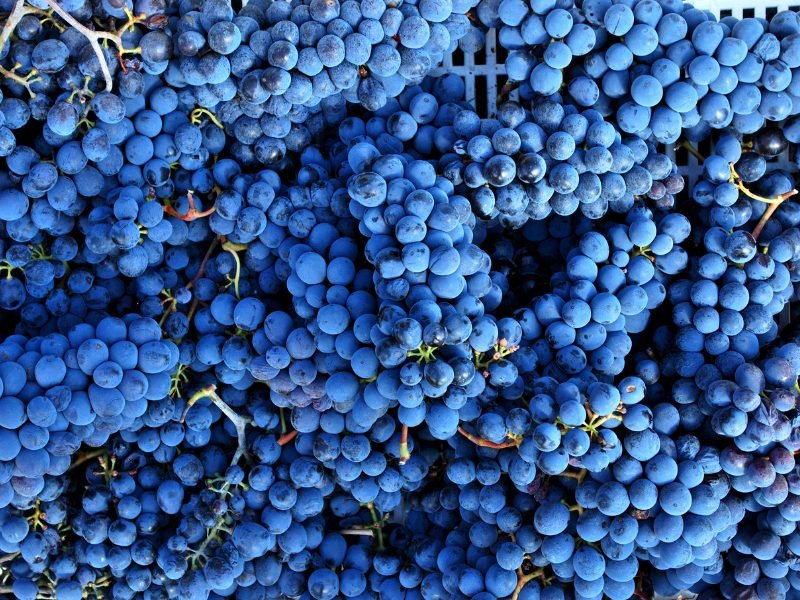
top-left (752, 195), bottom-right (797, 241)
top-left (181, 237), bottom-right (220, 331)
top-left (68, 447), bottom-right (106, 471)
top-left (277, 429), bottom-right (298, 446)
top-left (186, 238), bottom-right (219, 290)
top-left (457, 426), bottom-right (519, 449)
top-left (185, 296), bottom-right (202, 329)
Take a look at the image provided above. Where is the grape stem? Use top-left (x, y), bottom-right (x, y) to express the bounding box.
top-left (365, 502), bottom-right (385, 550)
top-left (680, 141), bottom-right (705, 161)
top-left (164, 190), bottom-right (216, 221)
top-left (27, 500), bottom-right (48, 531)
top-left (182, 385), bottom-right (250, 466)
top-left (42, 0), bottom-right (145, 91)
top-left (559, 468), bottom-right (588, 482)
top-left (0, 0), bottom-right (29, 60)
top-left (729, 160), bottom-right (800, 242)
top-left (0, 260), bottom-right (17, 279)
top-left (407, 343), bottom-right (438, 363)
top-left (581, 411), bottom-right (623, 436)
top-left (190, 107), bottom-right (224, 130)
top-left (0, 63), bottom-right (41, 97)
top-left (277, 429), bottom-right (298, 446)
top-left (752, 197), bottom-right (794, 242)
top-left (96, 454), bottom-right (122, 485)
top-left (339, 528), bottom-right (375, 537)
top-left (181, 237), bottom-right (220, 335)
top-left (188, 514), bottom-right (230, 569)
top-left (158, 289), bottom-right (178, 327)
top-left (399, 424), bottom-right (411, 465)
top-left (496, 80), bottom-right (519, 105)
top-left (511, 568), bottom-right (544, 600)
top-left (279, 407), bottom-right (287, 434)
top-left (222, 240), bottom-right (247, 299)
top-left (729, 163), bottom-right (799, 206)
top-left (168, 363), bottom-right (189, 398)
top-left (67, 447), bottom-right (106, 471)
top-left (561, 500), bottom-right (584, 515)
top-left (187, 238), bottom-right (219, 290)
top-left (474, 340), bottom-right (520, 375)
top-left (43, 0), bottom-right (113, 91)
top-left (457, 426), bottom-right (519, 449)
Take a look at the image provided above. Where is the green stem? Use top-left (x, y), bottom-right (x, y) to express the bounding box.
top-left (222, 241), bottom-right (247, 299)
top-left (681, 141), bottom-right (705, 162)
top-left (366, 503), bottom-right (385, 551)
top-left (190, 515), bottom-right (229, 569)
top-left (68, 447), bottom-right (106, 471)
top-left (730, 162), bottom-right (798, 207)
top-left (407, 343), bottom-right (438, 363)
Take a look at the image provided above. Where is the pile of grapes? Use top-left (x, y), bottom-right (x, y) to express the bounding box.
top-left (3, 0), bottom-right (800, 597)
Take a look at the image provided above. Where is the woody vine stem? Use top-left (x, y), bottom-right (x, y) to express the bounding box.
top-left (182, 385), bottom-right (251, 467)
top-left (1, 0), bottom-right (141, 92)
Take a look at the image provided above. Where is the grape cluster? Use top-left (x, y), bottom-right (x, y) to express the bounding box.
top-left (488, 0), bottom-right (800, 140)
top-left (448, 98), bottom-right (684, 226)
top-left (167, 0), bottom-right (482, 148)
top-left (0, 314), bottom-right (176, 507)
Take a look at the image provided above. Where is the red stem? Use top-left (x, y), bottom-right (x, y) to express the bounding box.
top-left (399, 425), bottom-right (411, 465)
top-left (186, 238), bottom-right (219, 290)
top-left (457, 426), bottom-right (519, 449)
top-left (277, 430), bottom-right (298, 446)
top-left (164, 191), bottom-right (216, 221)
top-left (752, 190), bottom-right (798, 241)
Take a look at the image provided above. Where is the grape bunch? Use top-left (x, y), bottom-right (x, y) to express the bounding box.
top-left (167, 0), bottom-right (481, 140)
top-left (447, 98), bottom-right (684, 226)
top-left (0, 315), bottom-right (176, 508)
top-left (491, 0), bottom-right (598, 95)
top-left (488, 0), bottom-right (800, 141)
